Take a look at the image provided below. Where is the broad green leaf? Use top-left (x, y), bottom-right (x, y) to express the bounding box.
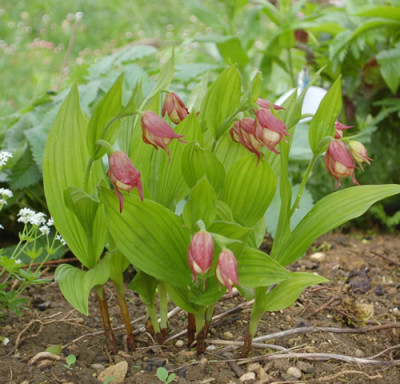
top-left (55, 259), bottom-right (111, 316)
top-left (355, 6), bottom-right (400, 20)
top-left (100, 187), bottom-right (191, 287)
top-left (259, 272), bottom-right (328, 312)
top-left (215, 200), bottom-right (233, 221)
top-left (246, 216), bottom-right (267, 249)
top-left (214, 131), bottom-right (249, 173)
top-left (224, 156), bottom-right (277, 227)
top-left (108, 252), bottom-right (130, 291)
top-left (377, 45), bottom-right (400, 94)
top-left (277, 185), bottom-right (400, 266)
top-left (238, 248), bottom-right (290, 287)
top-left (182, 143), bottom-right (225, 193)
top-left (165, 284), bottom-right (205, 315)
top-left (217, 37), bottom-right (249, 68)
top-left (182, 178), bottom-right (217, 231)
top-left (209, 220), bottom-right (251, 256)
top-left (250, 72), bottom-right (262, 104)
top-left (129, 270), bottom-right (158, 306)
top-left (87, 74), bottom-right (124, 160)
top-left (200, 65), bottom-right (241, 139)
top-left (43, 85), bottom-right (106, 269)
top-left (308, 77), bottom-right (342, 156)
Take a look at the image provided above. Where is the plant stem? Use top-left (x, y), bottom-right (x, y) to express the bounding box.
top-left (187, 312), bottom-right (196, 347)
top-left (114, 284), bottom-right (135, 351)
top-left (95, 285), bottom-right (118, 354)
top-left (240, 308), bottom-right (264, 358)
top-left (290, 156), bottom-right (316, 217)
top-left (158, 282), bottom-right (168, 330)
top-left (287, 47), bottom-right (297, 89)
top-left (147, 303), bottom-right (161, 334)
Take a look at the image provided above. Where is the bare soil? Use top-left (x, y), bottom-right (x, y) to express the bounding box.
top-left (1, 231), bottom-right (399, 384)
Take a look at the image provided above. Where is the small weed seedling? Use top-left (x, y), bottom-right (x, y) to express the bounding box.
top-left (156, 367), bottom-right (176, 383)
top-left (64, 354), bottom-right (76, 370)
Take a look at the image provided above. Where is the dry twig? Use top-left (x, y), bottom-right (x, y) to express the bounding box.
top-left (308, 369), bottom-right (383, 382)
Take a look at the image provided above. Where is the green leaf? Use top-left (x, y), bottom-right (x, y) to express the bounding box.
top-left (165, 284), bottom-right (205, 315)
top-left (355, 5), bottom-right (400, 20)
top-left (224, 156), bottom-right (277, 227)
top-left (308, 77), bottom-right (342, 156)
top-left (377, 45), bottom-right (400, 94)
top-left (182, 143), bottom-right (225, 193)
top-left (100, 187), bottom-right (191, 287)
top-left (277, 185), bottom-right (400, 266)
top-left (215, 200), bottom-right (233, 221)
top-left (217, 37), bottom-right (249, 68)
top-left (55, 259), bottom-right (110, 316)
top-left (214, 131), bottom-right (249, 173)
top-left (45, 345), bottom-right (62, 355)
top-left (200, 65), bottom-right (241, 139)
top-left (250, 72), bottom-right (262, 104)
top-left (87, 74), bottom-right (124, 160)
top-left (260, 272), bottom-right (328, 312)
top-left (108, 252), bottom-right (130, 290)
top-left (238, 248), bottom-right (290, 287)
top-left (129, 270), bottom-right (158, 306)
top-left (182, 178), bottom-right (217, 231)
top-left (43, 85), bottom-right (106, 268)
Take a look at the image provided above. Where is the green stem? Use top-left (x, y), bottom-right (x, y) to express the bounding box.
top-left (287, 48), bottom-right (296, 89)
top-left (147, 303), bottom-right (161, 334)
top-left (290, 156), bottom-right (316, 217)
top-left (194, 313), bottom-right (205, 334)
top-left (158, 281), bottom-right (168, 329)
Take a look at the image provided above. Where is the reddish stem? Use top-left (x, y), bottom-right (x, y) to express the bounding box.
top-left (240, 330), bottom-right (253, 358)
top-left (187, 313), bottom-right (196, 347)
top-left (95, 287), bottom-right (119, 355)
top-left (115, 288), bottom-right (135, 351)
top-left (196, 320), bottom-right (211, 356)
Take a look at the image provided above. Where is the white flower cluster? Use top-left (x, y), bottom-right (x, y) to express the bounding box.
top-left (0, 151), bottom-right (13, 167)
top-left (17, 208), bottom-right (47, 226)
top-left (0, 188), bottom-right (13, 205)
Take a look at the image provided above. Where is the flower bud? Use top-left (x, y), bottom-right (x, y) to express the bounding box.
top-left (215, 249), bottom-right (238, 296)
top-left (256, 98), bottom-right (285, 111)
top-left (334, 121), bottom-right (353, 139)
top-left (349, 141), bottom-right (372, 170)
top-left (187, 231), bottom-right (214, 285)
top-left (324, 140), bottom-right (358, 189)
top-left (162, 92), bottom-right (189, 124)
top-left (230, 117), bottom-right (263, 160)
top-left (255, 109), bottom-right (289, 154)
top-left (141, 111), bottom-right (186, 161)
top-left (108, 151), bottom-right (143, 213)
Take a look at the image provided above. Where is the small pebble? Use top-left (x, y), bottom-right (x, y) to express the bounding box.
top-left (239, 372), bottom-right (256, 381)
top-left (392, 307), bottom-right (400, 318)
top-left (175, 340), bottom-right (185, 348)
top-left (206, 345), bottom-right (217, 351)
top-left (287, 366), bottom-right (302, 379)
top-left (91, 363), bottom-right (105, 374)
top-left (296, 361), bottom-right (314, 374)
top-left (223, 331), bottom-right (233, 340)
top-left (20, 381), bottom-right (29, 384)
top-left (247, 362), bottom-right (262, 372)
top-left (309, 251), bottom-right (326, 261)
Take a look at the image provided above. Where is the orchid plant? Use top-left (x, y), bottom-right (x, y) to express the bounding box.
top-left (42, 52), bottom-right (400, 357)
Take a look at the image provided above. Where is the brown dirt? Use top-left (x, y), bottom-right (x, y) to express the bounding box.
top-left (0, 231), bottom-right (399, 384)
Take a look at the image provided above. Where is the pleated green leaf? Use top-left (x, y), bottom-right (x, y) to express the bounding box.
top-left (215, 131), bottom-right (249, 173)
top-left (54, 259), bottom-right (110, 316)
top-left (182, 143), bottom-right (225, 193)
top-left (100, 187), bottom-right (191, 287)
top-left (200, 65), bottom-right (241, 139)
top-left (43, 85), bottom-right (106, 269)
top-left (87, 74), bottom-right (124, 160)
top-left (308, 76), bottom-right (342, 156)
top-left (277, 185), bottom-right (400, 266)
top-left (129, 270), bottom-right (158, 306)
top-left (259, 272), bottom-right (328, 312)
top-left (238, 248), bottom-right (290, 287)
top-left (224, 155), bottom-right (277, 227)
top-left (182, 178), bottom-right (217, 232)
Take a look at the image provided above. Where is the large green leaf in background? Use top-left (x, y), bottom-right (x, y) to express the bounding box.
top-left (55, 257), bottom-right (111, 316)
top-left (308, 76), bottom-right (342, 156)
top-left (43, 85), bottom-right (106, 269)
top-left (224, 155), bottom-right (277, 227)
top-left (377, 44), bottom-right (400, 94)
top-left (100, 187), bottom-right (191, 287)
top-left (276, 185), bottom-right (400, 266)
top-left (87, 74), bottom-right (124, 160)
top-left (200, 65), bottom-right (241, 139)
